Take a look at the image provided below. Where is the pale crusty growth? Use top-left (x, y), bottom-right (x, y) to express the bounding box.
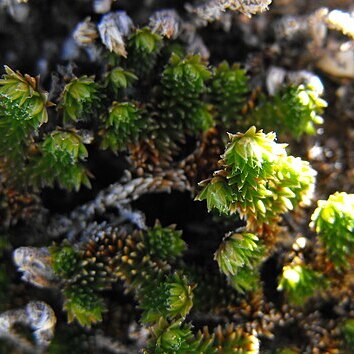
top-left (222, 0), bottom-right (272, 14)
top-left (0, 302), bottom-right (56, 352)
top-left (186, 0), bottom-right (272, 25)
top-left (45, 169), bottom-right (191, 239)
top-left (13, 247), bottom-right (58, 288)
top-left (149, 9), bottom-right (181, 39)
top-left (98, 11), bottom-right (133, 57)
top-left (73, 17), bottom-right (99, 47)
top-left (266, 66), bottom-right (324, 96)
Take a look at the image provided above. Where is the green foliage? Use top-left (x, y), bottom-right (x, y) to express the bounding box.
top-left (278, 263), bottom-right (326, 305)
top-left (250, 84), bottom-right (326, 140)
top-left (0, 15), bottom-right (349, 353)
top-left (162, 53), bottom-right (211, 99)
top-left (60, 76), bottom-right (100, 123)
top-left (103, 67), bottom-right (137, 96)
top-left (129, 28), bottom-right (162, 54)
top-left (100, 102), bottom-right (143, 153)
top-left (145, 222), bottom-right (186, 260)
top-left (110, 231), bottom-right (171, 290)
top-left (41, 131), bottom-right (88, 164)
top-left (0, 68), bottom-right (94, 191)
top-left (0, 66), bottom-right (49, 125)
top-left (50, 244), bottom-right (80, 279)
top-left (139, 273), bottom-right (194, 324)
top-left (215, 231), bottom-right (264, 293)
top-left (51, 223), bottom-right (185, 327)
top-left (211, 61), bottom-right (249, 127)
top-left (197, 178), bottom-right (234, 215)
top-left (0, 66), bottom-right (49, 174)
top-left (145, 318), bottom-right (195, 354)
top-left (50, 226), bottom-right (124, 326)
top-left (28, 130), bottom-right (91, 191)
top-left (310, 192), bottom-right (354, 271)
top-left (341, 318), bottom-right (354, 350)
top-left (161, 53), bottom-right (213, 133)
top-left (228, 265), bottom-right (261, 294)
top-left (166, 274), bottom-right (194, 320)
top-left (64, 286), bottom-right (104, 327)
top-left (145, 319), bottom-right (259, 354)
top-left (215, 232), bottom-right (264, 277)
top-left (197, 126), bottom-right (316, 231)
top-left (50, 222), bottom-right (259, 333)
top-left (127, 28), bottom-right (162, 76)
top-left (276, 155), bottom-right (316, 208)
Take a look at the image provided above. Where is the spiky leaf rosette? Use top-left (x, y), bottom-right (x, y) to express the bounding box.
top-left (0, 66), bottom-right (50, 176)
top-left (274, 155), bottom-right (316, 209)
top-left (103, 67), bottom-right (137, 97)
top-left (197, 127), bottom-right (316, 232)
top-left (310, 192), bottom-right (354, 271)
top-left (78, 222), bottom-right (185, 291)
top-left (73, 224), bottom-right (130, 291)
top-left (139, 273), bottom-right (194, 324)
top-left (211, 61), bottom-right (249, 128)
top-left (161, 53), bottom-right (213, 134)
top-left (162, 54), bottom-right (211, 102)
top-left (196, 177), bottom-right (234, 215)
top-left (278, 261), bottom-right (326, 305)
top-left (64, 285), bottom-right (104, 327)
top-left (116, 223), bottom-right (187, 290)
top-left (128, 85), bottom-right (186, 173)
top-left (215, 232), bottom-right (264, 277)
top-left (100, 102), bottom-right (143, 153)
top-left (145, 221), bottom-right (186, 260)
top-left (144, 318), bottom-right (196, 354)
top-left (59, 76), bottom-right (100, 123)
top-left (51, 222), bottom-right (186, 326)
top-left (250, 84), bottom-right (326, 140)
top-left (127, 27), bottom-right (162, 76)
top-left (50, 244), bottom-right (80, 279)
top-left (27, 130), bottom-right (91, 191)
top-left (197, 126), bottom-right (288, 218)
top-left (130, 54), bottom-right (213, 173)
top-left (228, 266), bottom-right (261, 294)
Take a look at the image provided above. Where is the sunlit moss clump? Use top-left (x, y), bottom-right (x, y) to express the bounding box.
top-left (278, 262), bottom-right (326, 305)
top-left (197, 126), bottom-right (316, 232)
top-left (311, 192), bottom-right (354, 271)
